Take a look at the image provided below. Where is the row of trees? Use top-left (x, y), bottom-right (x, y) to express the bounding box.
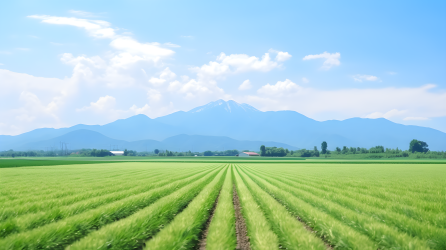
top-left (259, 139), bottom-right (445, 158)
top-left (260, 146), bottom-right (288, 157)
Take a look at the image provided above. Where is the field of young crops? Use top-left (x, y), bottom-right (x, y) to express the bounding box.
top-left (0, 161), bottom-right (445, 249)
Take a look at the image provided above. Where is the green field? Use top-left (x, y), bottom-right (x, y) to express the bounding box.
top-left (0, 159), bottom-right (445, 249)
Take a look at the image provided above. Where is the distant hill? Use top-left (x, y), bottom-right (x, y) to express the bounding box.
top-left (1, 99), bottom-right (445, 151)
top-left (12, 129), bottom-right (297, 152)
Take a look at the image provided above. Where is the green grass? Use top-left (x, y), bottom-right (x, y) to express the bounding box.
top-left (233, 165), bottom-right (279, 249)
top-left (67, 166), bottom-right (224, 250)
top-left (142, 165), bottom-right (226, 249)
top-left (0, 164), bottom-right (220, 249)
top-left (206, 166), bottom-right (237, 250)
top-left (244, 167), bottom-right (431, 249)
top-left (1, 159), bottom-right (444, 249)
top-left (236, 165), bottom-right (327, 250)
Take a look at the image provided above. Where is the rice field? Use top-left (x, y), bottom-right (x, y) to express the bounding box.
top-left (0, 161), bottom-right (445, 249)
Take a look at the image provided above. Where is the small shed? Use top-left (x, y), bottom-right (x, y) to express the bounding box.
top-left (238, 152), bottom-right (260, 157)
top-left (110, 151), bottom-right (124, 156)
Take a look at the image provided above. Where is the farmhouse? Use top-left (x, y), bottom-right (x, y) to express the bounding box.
top-left (238, 152), bottom-right (260, 157)
top-left (110, 151), bottom-right (124, 156)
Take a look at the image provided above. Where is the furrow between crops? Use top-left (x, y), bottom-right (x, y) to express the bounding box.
top-left (1, 170), bottom-right (165, 207)
top-left (205, 165), bottom-right (237, 250)
top-left (0, 173), bottom-right (166, 221)
top-left (66, 165), bottom-right (226, 250)
top-left (197, 186), bottom-right (221, 250)
top-left (233, 165), bottom-right (278, 250)
top-left (236, 165), bottom-right (328, 250)
top-left (0, 165), bottom-right (214, 221)
top-left (242, 166), bottom-right (432, 250)
top-left (0, 166), bottom-right (217, 238)
top-left (246, 166), bottom-right (446, 229)
top-left (0, 165), bottom-right (222, 250)
top-left (250, 165), bottom-right (445, 212)
top-left (142, 166), bottom-right (227, 250)
top-left (0, 167), bottom-right (148, 199)
top-left (264, 168), bottom-right (445, 215)
top-left (237, 166), bottom-right (377, 249)
top-left (244, 165), bottom-right (446, 248)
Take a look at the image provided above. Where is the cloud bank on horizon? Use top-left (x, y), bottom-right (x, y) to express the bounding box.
top-left (0, 1), bottom-right (445, 135)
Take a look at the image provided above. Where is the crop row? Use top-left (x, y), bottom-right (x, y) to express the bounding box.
top-left (1, 162), bottom-right (443, 250)
top-left (241, 165), bottom-right (442, 249)
top-left (0, 165), bottom-right (217, 238)
top-left (0, 165), bottom-right (223, 249)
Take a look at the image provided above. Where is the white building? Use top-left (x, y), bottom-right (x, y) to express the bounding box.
top-left (238, 152), bottom-right (260, 157)
top-left (110, 151), bottom-right (124, 156)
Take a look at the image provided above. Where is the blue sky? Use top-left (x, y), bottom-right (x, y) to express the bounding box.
top-left (1, 0), bottom-right (445, 135)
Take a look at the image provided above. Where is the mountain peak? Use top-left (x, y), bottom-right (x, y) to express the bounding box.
top-left (188, 99), bottom-right (260, 113)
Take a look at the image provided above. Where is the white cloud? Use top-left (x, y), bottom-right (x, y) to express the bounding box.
top-left (302, 52), bottom-right (341, 70)
top-left (275, 51), bottom-right (292, 62)
top-left (69, 10), bottom-right (97, 18)
top-left (181, 35), bottom-right (194, 39)
top-left (257, 79), bottom-right (303, 96)
top-left (404, 117), bottom-right (429, 121)
top-left (147, 89), bottom-right (162, 102)
top-left (365, 109), bottom-right (407, 119)
top-left (164, 42), bottom-right (181, 48)
top-left (388, 71), bottom-right (397, 75)
top-left (77, 95), bottom-right (116, 113)
top-left (242, 83), bottom-right (446, 123)
top-left (239, 80), bottom-right (252, 90)
top-left (109, 37), bottom-right (174, 64)
top-left (129, 104), bottom-right (151, 115)
top-left (29, 15), bottom-right (116, 38)
top-left (302, 77), bottom-right (309, 83)
top-left (16, 48), bottom-right (30, 51)
top-left (148, 67), bottom-right (176, 86)
top-left (0, 63), bottom-right (4, 66)
top-left (353, 74), bottom-right (379, 82)
top-left (192, 50), bottom-right (290, 80)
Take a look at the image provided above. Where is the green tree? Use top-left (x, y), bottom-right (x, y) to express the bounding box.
top-left (260, 145), bottom-right (266, 156)
top-left (321, 141), bottom-right (327, 154)
top-left (124, 149), bottom-right (128, 156)
top-left (154, 149), bottom-right (159, 154)
top-left (313, 146), bottom-right (320, 157)
top-left (204, 151), bottom-right (213, 156)
top-left (336, 147), bottom-right (341, 154)
top-left (409, 139), bottom-right (429, 153)
top-left (342, 146), bottom-right (348, 154)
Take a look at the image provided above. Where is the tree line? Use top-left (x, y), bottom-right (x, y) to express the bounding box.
top-left (259, 139), bottom-right (445, 159)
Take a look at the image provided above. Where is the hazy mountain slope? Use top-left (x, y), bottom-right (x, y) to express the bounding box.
top-left (2, 99), bottom-right (445, 151)
top-left (161, 134), bottom-right (298, 152)
top-left (15, 130), bottom-right (297, 152)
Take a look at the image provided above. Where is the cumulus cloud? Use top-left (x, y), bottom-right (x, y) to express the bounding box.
top-left (302, 52), bottom-right (341, 70)
top-left (302, 77), bottom-right (309, 83)
top-left (257, 79), bottom-right (303, 96)
top-left (239, 80), bottom-right (252, 90)
top-left (243, 83), bottom-right (446, 123)
top-left (149, 67), bottom-right (176, 86)
top-left (77, 95), bottom-right (116, 113)
top-left (192, 50), bottom-right (291, 80)
top-left (30, 15), bottom-right (175, 71)
top-left (353, 74), bottom-right (379, 82)
top-left (29, 15), bottom-right (116, 38)
top-left (275, 51), bottom-right (292, 62)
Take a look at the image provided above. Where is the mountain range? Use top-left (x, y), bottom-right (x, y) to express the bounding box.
top-left (1, 99), bottom-right (445, 151)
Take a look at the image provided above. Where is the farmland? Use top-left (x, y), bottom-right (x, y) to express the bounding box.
top-left (0, 160), bottom-right (445, 249)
